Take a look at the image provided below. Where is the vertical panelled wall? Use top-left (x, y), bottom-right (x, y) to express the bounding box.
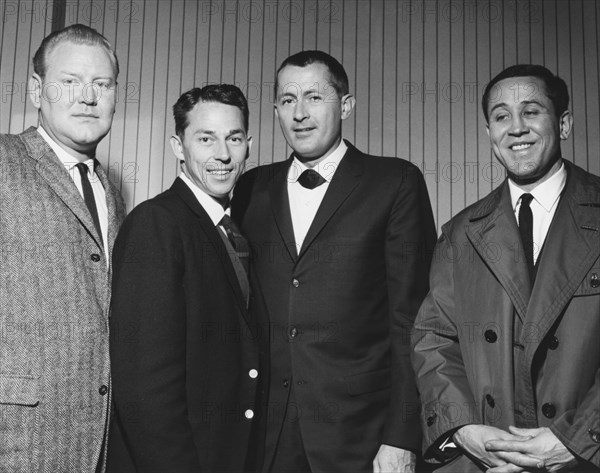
top-left (2, 0), bottom-right (599, 229)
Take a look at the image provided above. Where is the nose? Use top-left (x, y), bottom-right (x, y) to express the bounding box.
top-left (508, 114), bottom-right (529, 135)
top-left (79, 83), bottom-right (99, 106)
top-left (293, 100), bottom-right (308, 122)
top-left (214, 140), bottom-right (231, 162)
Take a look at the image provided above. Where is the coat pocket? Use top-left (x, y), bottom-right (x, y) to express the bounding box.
top-left (344, 368), bottom-right (391, 396)
top-left (0, 374), bottom-right (40, 406)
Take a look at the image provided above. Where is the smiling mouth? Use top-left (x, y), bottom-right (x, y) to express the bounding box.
top-left (207, 169), bottom-right (233, 176)
top-left (510, 143), bottom-right (533, 151)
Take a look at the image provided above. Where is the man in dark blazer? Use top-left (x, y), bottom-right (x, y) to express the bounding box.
top-left (232, 50), bottom-right (437, 473)
top-left (0, 25), bottom-right (125, 472)
top-left (108, 84), bottom-right (265, 472)
top-left (412, 65), bottom-right (600, 472)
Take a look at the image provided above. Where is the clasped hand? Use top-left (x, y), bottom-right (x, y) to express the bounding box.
top-left (453, 425), bottom-right (577, 472)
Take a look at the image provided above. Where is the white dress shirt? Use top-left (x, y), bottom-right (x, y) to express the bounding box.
top-left (509, 162), bottom-right (567, 264)
top-left (37, 127), bottom-right (109, 258)
top-left (179, 172), bottom-right (229, 236)
top-left (287, 140), bottom-right (347, 251)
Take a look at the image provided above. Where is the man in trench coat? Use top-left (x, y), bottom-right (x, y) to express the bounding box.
top-left (412, 64), bottom-right (600, 472)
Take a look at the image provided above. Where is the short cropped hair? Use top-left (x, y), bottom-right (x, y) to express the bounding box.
top-left (173, 84), bottom-right (250, 138)
top-left (33, 24), bottom-right (119, 79)
top-left (482, 64), bottom-right (569, 122)
top-left (275, 50), bottom-right (349, 97)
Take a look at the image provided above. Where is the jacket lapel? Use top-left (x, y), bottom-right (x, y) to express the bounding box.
top-left (298, 144), bottom-right (363, 259)
top-left (21, 127), bottom-right (104, 250)
top-left (96, 164), bottom-right (124, 263)
top-left (466, 182), bottom-right (532, 321)
top-left (171, 178), bottom-right (250, 320)
top-left (524, 162), bottom-right (600, 358)
top-left (269, 159), bottom-right (299, 262)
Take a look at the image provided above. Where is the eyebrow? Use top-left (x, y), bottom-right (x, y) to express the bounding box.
top-left (489, 100), bottom-right (546, 114)
top-left (193, 129), bottom-right (245, 136)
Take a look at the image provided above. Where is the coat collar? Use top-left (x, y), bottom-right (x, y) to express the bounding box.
top-left (19, 126), bottom-right (120, 253)
top-left (268, 140), bottom-right (364, 263)
top-left (465, 160), bottom-right (600, 332)
top-left (171, 177), bottom-right (250, 319)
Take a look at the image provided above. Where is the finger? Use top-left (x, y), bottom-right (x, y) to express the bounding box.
top-left (493, 451), bottom-right (542, 468)
top-left (486, 463), bottom-right (526, 473)
top-left (486, 440), bottom-right (530, 452)
top-left (508, 426), bottom-right (541, 437)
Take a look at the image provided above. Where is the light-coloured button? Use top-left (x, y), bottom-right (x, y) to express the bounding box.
top-left (292, 278), bottom-right (300, 287)
top-left (244, 409), bottom-right (254, 419)
top-left (249, 369), bottom-right (258, 379)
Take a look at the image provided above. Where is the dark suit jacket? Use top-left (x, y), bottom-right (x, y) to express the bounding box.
top-left (412, 161), bottom-right (600, 472)
top-left (0, 127), bottom-right (125, 472)
top-left (232, 142), bottom-right (437, 472)
top-left (107, 178), bottom-right (266, 473)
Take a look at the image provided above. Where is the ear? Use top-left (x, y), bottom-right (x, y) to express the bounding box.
top-left (274, 104), bottom-right (279, 120)
top-left (170, 135), bottom-right (185, 162)
top-left (486, 123), bottom-right (490, 137)
top-left (29, 73), bottom-right (43, 110)
top-left (558, 110), bottom-right (573, 140)
top-left (340, 94), bottom-right (356, 120)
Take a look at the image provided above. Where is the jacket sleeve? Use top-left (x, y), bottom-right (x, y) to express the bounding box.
top-left (109, 203), bottom-right (203, 472)
top-left (551, 369), bottom-right (600, 469)
top-left (382, 164), bottom-right (437, 451)
top-left (410, 227), bottom-right (479, 462)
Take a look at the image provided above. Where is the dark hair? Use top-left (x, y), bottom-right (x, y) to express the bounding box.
top-left (482, 64), bottom-right (569, 122)
top-left (173, 84), bottom-right (249, 138)
top-left (33, 24), bottom-right (119, 79)
top-left (275, 50), bottom-right (349, 97)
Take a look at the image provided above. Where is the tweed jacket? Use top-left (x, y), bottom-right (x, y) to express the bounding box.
top-left (412, 161), bottom-right (600, 472)
top-left (0, 127), bottom-right (126, 472)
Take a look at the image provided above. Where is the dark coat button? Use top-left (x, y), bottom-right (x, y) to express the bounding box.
top-left (90, 253), bottom-right (101, 262)
top-left (542, 403), bottom-right (556, 418)
top-left (282, 379), bottom-right (289, 388)
top-left (591, 273), bottom-right (600, 288)
top-left (426, 413), bottom-right (437, 426)
top-left (590, 429), bottom-right (600, 443)
top-left (548, 336), bottom-right (559, 350)
top-left (484, 330), bottom-right (498, 343)
top-left (99, 385), bottom-right (108, 396)
top-left (486, 394), bottom-right (495, 408)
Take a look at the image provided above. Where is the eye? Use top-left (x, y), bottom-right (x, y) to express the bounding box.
top-left (62, 79), bottom-right (78, 86)
top-left (94, 80), bottom-right (112, 89)
top-left (493, 113), bottom-right (509, 122)
top-left (523, 108), bottom-right (539, 117)
top-left (280, 97), bottom-right (295, 105)
top-left (198, 137), bottom-right (212, 143)
top-left (309, 95), bottom-right (322, 102)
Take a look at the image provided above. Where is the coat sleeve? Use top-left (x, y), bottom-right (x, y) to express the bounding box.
top-left (410, 226), bottom-right (479, 462)
top-left (109, 203), bottom-right (203, 472)
top-left (382, 164), bottom-right (437, 451)
top-left (551, 369), bottom-right (600, 468)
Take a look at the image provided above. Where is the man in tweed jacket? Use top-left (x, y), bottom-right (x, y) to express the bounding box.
top-left (0, 25), bottom-right (125, 472)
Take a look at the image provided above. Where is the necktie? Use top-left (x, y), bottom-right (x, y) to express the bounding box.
top-left (518, 193), bottom-right (534, 282)
top-left (219, 214), bottom-right (250, 273)
top-left (76, 162), bottom-right (102, 240)
top-left (298, 169), bottom-right (326, 189)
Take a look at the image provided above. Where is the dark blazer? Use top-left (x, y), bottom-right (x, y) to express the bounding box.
top-left (107, 178), bottom-right (266, 473)
top-left (412, 161), bottom-right (600, 472)
top-left (232, 142), bottom-right (437, 472)
top-left (0, 127), bottom-right (125, 472)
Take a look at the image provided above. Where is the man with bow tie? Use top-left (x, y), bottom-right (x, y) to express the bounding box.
top-left (232, 50), bottom-right (437, 473)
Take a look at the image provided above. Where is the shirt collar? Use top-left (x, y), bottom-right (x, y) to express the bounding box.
top-left (179, 172), bottom-right (228, 226)
top-left (509, 161), bottom-right (567, 212)
top-left (37, 126), bottom-right (96, 173)
top-left (288, 140), bottom-right (348, 183)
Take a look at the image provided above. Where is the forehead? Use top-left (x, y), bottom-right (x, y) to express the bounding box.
top-left (488, 76), bottom-right (551, 108)
top-left (277, 63), bottom-right (334, 95)
top-left (45, 41), bottom-right (116, 77)
top-left (185, 101), bottom-right (245, 132)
